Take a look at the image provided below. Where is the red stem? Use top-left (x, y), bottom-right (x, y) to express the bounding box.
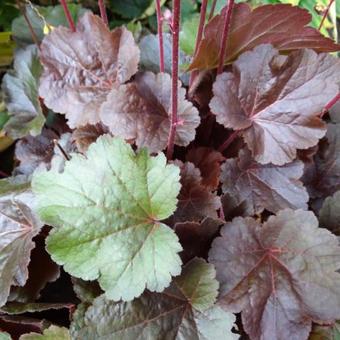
top-left (320, 92), bottom-right (340, 118)
top-left (60, 0), bottom-right (76, 32)
top-left (189, 0), bottom-right (208, 87)
top-left (217, 0), bottom-right (235, 74)
top-left (98, 0), bottom-right (108, 26)
top-left (318, 0), bottom-right (335, 31)
top-left (166, 0), bottom-right (181, 160)
top-left (155, 0), bottom-right (165, 73)
top-left (208, 0), bottom-right (218, 20)
top-left (218, 130), bottom-right (239, 152)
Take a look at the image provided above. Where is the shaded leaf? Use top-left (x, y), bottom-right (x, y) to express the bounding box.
top-left (39, 12), bottom-right (140, 128)
top-left (100, 72), bottom-right (200, 153)
top-left (190, 3), bottom-right (340, 70)
top-left (109, 0), bottom-right (153, 19)
top-left (175, 218), bottom-right (223, 263)
top-left (221, 148), bottom-right (309, 214)
top-left (32, 136), bottom-right (182, 301)
top-left (319, 191), bottom-right (340, 235)
top-left (72, 124), bottom-right (108, 153)
top-left (1, 302), bottom-right (72, 315)
top-left (2, 45), bottom-right (44, 139)
top-left (210, 44), bottom-right (339, 165)
top-left (209, 209), bottom-right (340, 340)
top-left (12, 4), bottom-right (85, 46)
top-left (186, 147), bottom-right (224, 190)
top-left (8, 231), bottom-right (60, 304)
top-left (0, 178), bottom-right (43, 308)
top-left (305, 123), bottom-right (340, 199)
top-left (170, 161), bottom-right (220, 224)
top-left (19, 325), bottom-right (70, 340)
top-left (71, 258), bottom-right (238, 340)
top-left (71, 278), bottom-right (102, 304)
top-left (309, 322), bottom-right (340, 340)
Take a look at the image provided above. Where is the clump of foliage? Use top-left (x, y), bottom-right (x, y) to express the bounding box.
top-left (0, 0), bottom-right (340, 339)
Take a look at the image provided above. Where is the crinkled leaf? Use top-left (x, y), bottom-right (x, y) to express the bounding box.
top-left (221, 148), bottom-right (308, 214)
top-left (100, 72), bottom-right (200, 153)
top-left (0, 178), bottom-right (43, 308)
top-left (32, 136), bottom-right (182, 301)
top-left (39, 12), bottom-right (140, 128)
top-left (210, 44), bottom-right (339, 165)
top-left (12, 4), bottom-right (85, 46)
top-left (305, 123), bottom-right (340, 199)
top-left (175, 218), bottom-right (222, 263)
top-left (319, 191), bottom-right (340, 235)
top-left (190, 3), bottom-right (340, 70)
top-left (170, 161), bottom-right (220, 224)
top-left (19, 325), bottom-right (70, 340)
top-left (2, 45), bottom-right (44, 139)
top-left (209, 209), bottom-right (340, 340)
top-left (186, 147), bottom-right (224, 190)
top-left (72, 124), bottom-right (108, 153)
top-left (71, 258), bottom-right (238, 340)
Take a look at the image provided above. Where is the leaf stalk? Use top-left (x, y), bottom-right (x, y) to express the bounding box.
top-left (60, 0), bottom-right (76, 32)
top-left (155, 0), bottom-right (165, 73)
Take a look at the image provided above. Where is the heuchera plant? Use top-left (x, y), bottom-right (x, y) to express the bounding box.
top-left (0, 0), bottom-right (340, 339)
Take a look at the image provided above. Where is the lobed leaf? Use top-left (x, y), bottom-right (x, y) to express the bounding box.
top-left (189, 3), bottom-right (340, 70)
top-left (210, 44), bottom-right (340, 165)
top-left (209, 209), bottom-right (340, 340)
top-left (71, 258), bottom-right (238, 340)
top-left (221, 148), bottom-right (309, 214)
top-left (39, 12), bottom-right (140, 128)
top-left (32, 136), bottom-right (182, 301)
top-left (100, 72), bottom-right (200, 153)
top-left (19, 325), bottom-right (70, 340)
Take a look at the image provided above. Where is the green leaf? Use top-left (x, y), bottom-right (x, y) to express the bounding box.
top-left (2, 45), bottom-right (44, 139)
top-left (32, 136), bottom-right (182, 301)
top-left (12, 4), bottom-right (85, 46)
top-left (0, 302), bottom-right (72, 315)
top-left (0, 332), bottom-right (11, 340)
top-left (180, 14), bottom-right (200, 55)
top-left (19, 325), bottom-right (70, 340)
top-left (319, 191), bottom-right (340, 235)
top-left (0, 32), bottom-right (15, 67)
top-left (109, 0), bottom-right (153, 19)
top-left (71, 258), bottom-right (238, 339)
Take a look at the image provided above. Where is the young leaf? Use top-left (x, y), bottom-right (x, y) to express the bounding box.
top-left (0, 178), bottom-right (43, 308)
top-left (210, 44), bottom-right (340, 165)
top-left (71, 258), bottom-right (238, 339)
top-left (319, 191), bottom-right (340, 235)
top-left (221, 148), bottom-right (309, 214)
top-left (174, 218), bottom-right (222, 263)
top-left (72, 124), bottom-right (108, 153)
top-left (19, 325), bottom-right (70, 340)
top-left (100, 72), bottom-right (200, 153)
top-left (170, 161), bottom-right (221, 224)
top-left (209, 209), bottom-right (340, 340)
top-left (189, 3), bottom-right (340, 70)
top-left (39, 12), bottom-right (140, 128)
top-left (2, 45), bottom-right (44, 139)
top-left (186, 147), bottom-right (224, 190)
top-left (32, 136), bottom-right (182, 301)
